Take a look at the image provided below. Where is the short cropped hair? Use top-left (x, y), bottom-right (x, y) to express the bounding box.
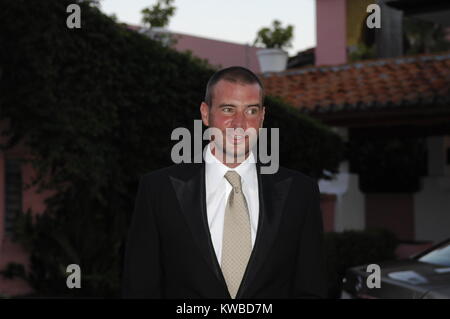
top-left (204, 66), bottom-right (265, 107)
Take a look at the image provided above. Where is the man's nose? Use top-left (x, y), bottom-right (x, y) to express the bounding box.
top-left (231, 111), bottom-right (246, 128)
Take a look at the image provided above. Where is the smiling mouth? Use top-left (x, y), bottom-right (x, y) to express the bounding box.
top-left (226, 134), bottom-right (247, 145)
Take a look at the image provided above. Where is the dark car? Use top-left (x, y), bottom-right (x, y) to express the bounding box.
top-left (342, 239), bottom-right (450, 299)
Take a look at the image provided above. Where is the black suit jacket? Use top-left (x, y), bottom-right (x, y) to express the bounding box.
top-left (122, 163), bottom-right (327, 298)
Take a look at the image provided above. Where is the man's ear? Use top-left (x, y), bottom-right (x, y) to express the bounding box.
top-left (200, 102), bottom-right (210, 126)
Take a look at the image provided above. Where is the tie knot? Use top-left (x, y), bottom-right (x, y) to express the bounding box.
top-left (224, 171), bottom-right (242, 190)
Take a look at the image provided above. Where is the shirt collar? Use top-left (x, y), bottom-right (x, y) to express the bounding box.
top-left (204, 143), bottom-right (257, 193)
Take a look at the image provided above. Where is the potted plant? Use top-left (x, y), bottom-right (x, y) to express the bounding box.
top-left (253, 20), bottom-right (294, 72)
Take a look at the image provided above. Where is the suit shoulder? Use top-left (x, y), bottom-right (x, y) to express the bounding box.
top-left (140, 163), bottom-right (202, 182)
top-left (276, 166), bottom-right (317, 188)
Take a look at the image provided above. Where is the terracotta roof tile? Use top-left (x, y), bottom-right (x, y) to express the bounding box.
top-left (261, 52), bottom-right (450, 113)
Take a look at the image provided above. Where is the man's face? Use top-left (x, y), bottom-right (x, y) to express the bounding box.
top-left (200, 80), bottom-right (265, 165)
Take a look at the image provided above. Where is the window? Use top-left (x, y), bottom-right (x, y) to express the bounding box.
top-left (419, 241), bottom-right (450, 267)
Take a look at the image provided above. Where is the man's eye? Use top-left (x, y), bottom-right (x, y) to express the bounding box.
top-left (223, 107), bottom-right (232, 113)
top-left (247, 108), bottom-right (259, 115)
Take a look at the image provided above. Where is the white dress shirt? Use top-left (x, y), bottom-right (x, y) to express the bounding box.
top-left (204, 143), bottom-right (259, 264)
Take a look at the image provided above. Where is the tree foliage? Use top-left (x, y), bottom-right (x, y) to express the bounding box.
top-left (0, 0), bottom-right (343, 297)
top-left (141, 0), bottom-right (176, 28)
top-left (403, 17), bottom-right (450, 55)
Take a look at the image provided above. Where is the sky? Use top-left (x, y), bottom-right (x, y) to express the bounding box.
top-left (99, 0), bottom-right (316, 55)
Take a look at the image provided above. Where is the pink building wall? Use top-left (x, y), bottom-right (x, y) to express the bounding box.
top-left (320, 194), bottom-right (336, 233)
top-left (365, 193), bottom-right (415, 241)
top-left (172, 32), bottom-right (261, 73)
top-left (0, 149), bottom-right (33, 296)
top-left (0, 151), bottom-right (4, 249)
top-left (0, 127), bottom-right (53, 296)
top-left (315, 0), bottom-right (347, 66)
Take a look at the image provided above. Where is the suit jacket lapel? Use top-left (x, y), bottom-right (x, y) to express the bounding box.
top-left (237, 167), bottom-right (293, 298)
top-left (169, 164), bottom-right (229, 293)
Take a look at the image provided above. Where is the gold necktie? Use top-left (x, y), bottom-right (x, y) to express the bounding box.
top-left (221, 170), bottom-right (252, 298)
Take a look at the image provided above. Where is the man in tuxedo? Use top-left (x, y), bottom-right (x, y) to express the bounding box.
top-left (122, 66), bottom-right (327, 299)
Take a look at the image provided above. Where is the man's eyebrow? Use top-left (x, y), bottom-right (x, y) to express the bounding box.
top-left (218, 103), bottom-right (262, 108)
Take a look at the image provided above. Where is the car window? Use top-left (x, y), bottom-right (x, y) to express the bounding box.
top-left (418, 242), bottom-right (450, 267)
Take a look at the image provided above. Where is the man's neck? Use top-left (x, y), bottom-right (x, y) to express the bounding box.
top-left (210, 143), bottom-right (249, 169)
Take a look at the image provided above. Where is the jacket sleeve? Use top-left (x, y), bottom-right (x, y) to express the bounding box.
top-left (122, 175), bottom-right (163, 298)
top-left (292, 180), bottom-right (328, 298)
